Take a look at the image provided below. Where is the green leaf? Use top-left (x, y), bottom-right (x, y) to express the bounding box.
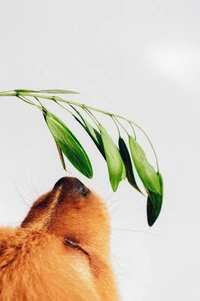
top-left (15, 89), bottom-right (39, 93)
top-left (118, 137), bottom-right (141, 193)
top-left (14, 89), bottom-right (79, 94)
top-left (147, 172), bottom-right (164, 226)
top-left (55, 141), bottom-right (66, 171)
top-left (121, 159), bottom-right (127, 181)
top-left (72, 110), bottom-right (105, 158)
top-left (43, 109), bottom-right (93, 178)
top-left (129, 135), bottom-right (161, 194)
top-left (81, 121), bottom-right (105, 158)
top-left (99, 124), bottom-right (123, 191)
top-left (39, 89), bottom-right (79, 94)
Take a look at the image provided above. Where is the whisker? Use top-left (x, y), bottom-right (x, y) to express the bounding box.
top-left (104, 192), bottom-right (115, 204)
top-left (111, 254), bottom-right (134, 264)
top-left (106, 198), bottom-right (119, 209)
top-left (112, 227), bottom-right (169, 238)
top-left (15, 186), bottom-right (31, 208)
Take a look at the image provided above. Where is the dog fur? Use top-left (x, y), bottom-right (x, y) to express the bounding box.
top-left (0, 177), bottom-right (120, 301)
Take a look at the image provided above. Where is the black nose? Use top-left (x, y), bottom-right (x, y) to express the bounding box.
top-left (53, 177), bottom-right (90, 197)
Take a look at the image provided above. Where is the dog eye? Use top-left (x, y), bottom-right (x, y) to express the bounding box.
top-left (64, 239), bottom-right (89, 256)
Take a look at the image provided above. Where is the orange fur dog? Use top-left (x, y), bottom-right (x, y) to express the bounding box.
top-left (0, 177), bottom-right (120, 301)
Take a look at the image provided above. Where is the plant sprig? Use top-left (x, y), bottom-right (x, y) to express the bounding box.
top-left (0, 89), bottom-right (164, 226)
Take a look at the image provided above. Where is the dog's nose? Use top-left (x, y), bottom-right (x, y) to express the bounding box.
top-left (53, 177), bottom-right (90, 197)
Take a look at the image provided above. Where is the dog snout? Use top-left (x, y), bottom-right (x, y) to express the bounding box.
top-left (53, 177), bottom-right (90, 197)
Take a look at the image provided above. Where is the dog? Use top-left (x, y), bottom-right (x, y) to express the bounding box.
top-left (0, 177), bottom-right (120, 300)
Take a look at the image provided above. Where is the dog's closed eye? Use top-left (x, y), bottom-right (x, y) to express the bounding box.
top-left (64, 238), bottom-right (89, 257)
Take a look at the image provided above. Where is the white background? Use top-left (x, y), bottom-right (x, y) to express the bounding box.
top-left (0, 1), bottom-right (199, 300)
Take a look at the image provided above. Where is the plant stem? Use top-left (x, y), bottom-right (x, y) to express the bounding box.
top-left (83, 108), bottom-right (99, 127)
top-left (129, 121), bottom-right (159, 171)
top-left (0, 90), bottom-right (159, 171)
top-left (112, 116), bottom-right (121, 136)
top-left (114, 116), bottom-right (134, 137)
top-left (53, 100), bottom-right (74, 116)
top-left (0, 92), bottom-right (17, 97)
top-left (17, 95), bottom-right (42, 110)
